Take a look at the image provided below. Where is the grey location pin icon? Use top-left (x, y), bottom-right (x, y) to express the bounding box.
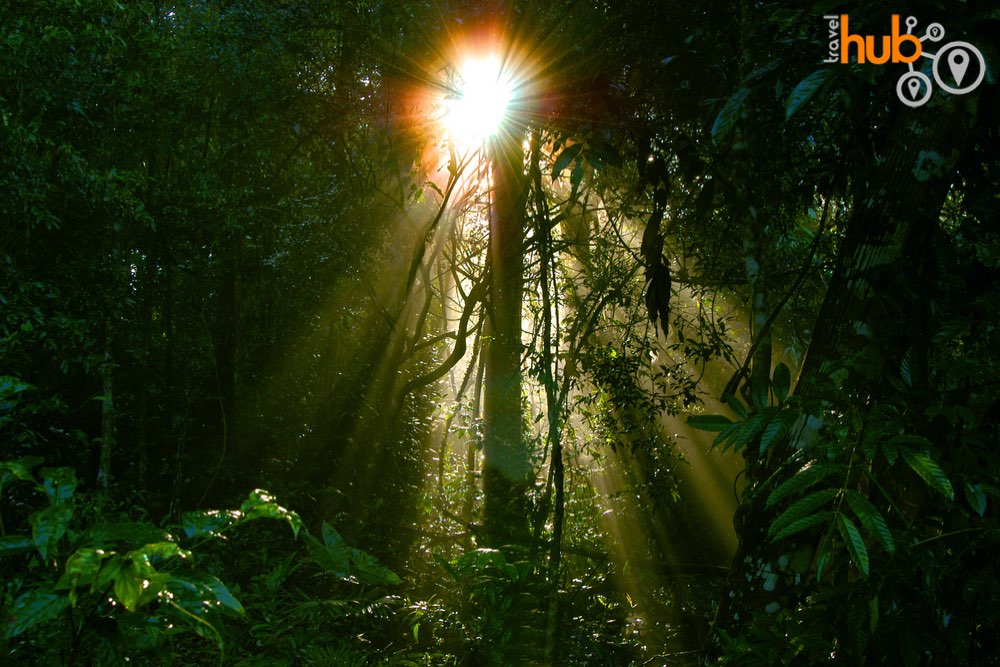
top-left (948, 50), bottom-right (969, 86)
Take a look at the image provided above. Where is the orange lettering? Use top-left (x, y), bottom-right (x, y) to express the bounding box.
top-left (840, 15), bottom-right (866, 64)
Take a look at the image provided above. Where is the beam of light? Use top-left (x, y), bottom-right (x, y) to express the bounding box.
top-left (443, 55), bottom-right (514, 148)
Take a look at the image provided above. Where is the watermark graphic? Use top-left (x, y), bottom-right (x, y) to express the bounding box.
top-left (824, 14), bottom-right (985, 108)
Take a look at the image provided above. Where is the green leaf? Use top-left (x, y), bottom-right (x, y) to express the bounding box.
top-left (772, 362), bottom-right (791, 402)
top-left (240, 489), bottom-right (303, 537)
top-left (308, 524), bottom-right (401, 586)
top-left (711, 87), bottom-right (750, 144)
top-left (40, 467), bottom-right (77, 505)
top-left (785, 69), bottom-right (831, 119)
top-left (964, 482), bottom-right (987, 517)
top-left (552, 143), bottom-right (583, 179)
top-left (64, 547), bottom-right (108, 587)
top-left (845, 490), bottom-right (894, 554)
top-left (686, 414), bottom-right (735, 432)
top-left (724, 411), bottom-right (768, 453)
top-left (0, 457), bottom-right (41, 493)
top-left (0, 376), bottom-right (33, 400)
top-left (771, 511), bottom-right (833, 542)
top-left (130, 542), bottom-right (190, 565)
top-left (30, 503), bottom-right (73, 560)
top-left (837, 514), bottom-right (869, 577)
top-left (166, 573), bottom-right (246, 615)
top-left (4, 590), bottom-right (69, 639)
top-left (725, 393), bottom-right (747, 419)
top-left (769, 487), bottom-right (839, 537)
top-left (0, 534), bottom-right (35, 557)
top-left (350, 549), bottom-right (403, 586)
top-left (766, 463), bottom-right (839, 509)
top-left (816, 540), bottom-right (832, 582)
top-left (114, 563), bottom-right (143, 611)
top-left (760, 408), bottom-right (799, 455)
top-left (182, 509), bottom-right (241, 539)
top-left (900, 449), bottom-right (954, 501)
top-left (900, 349), bottom-right (913, 387)
top-left (85, 521), bottom-right (171, 547)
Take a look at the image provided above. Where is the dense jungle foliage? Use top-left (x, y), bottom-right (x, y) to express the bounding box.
top-left (2, 0), bottom-right (999, 665)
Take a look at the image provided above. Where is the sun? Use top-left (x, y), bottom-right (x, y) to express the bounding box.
top-left (444, 55), bottom-right (514, 147)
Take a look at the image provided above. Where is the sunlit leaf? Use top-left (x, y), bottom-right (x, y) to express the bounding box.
top-left (182, 509), bottom-right (241, 539)
top-left (114, 563), bottom-right (143, 612)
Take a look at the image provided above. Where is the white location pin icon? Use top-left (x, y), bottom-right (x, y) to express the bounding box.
top-left (907, 77), bottom-right (922, 100)
top-left (948, 49), bottom-right (969, 86)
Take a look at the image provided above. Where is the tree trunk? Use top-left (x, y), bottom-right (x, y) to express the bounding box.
top-left (482, 133), bottom-right (530, 548)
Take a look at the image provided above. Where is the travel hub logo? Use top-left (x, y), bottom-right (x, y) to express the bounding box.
top-left (823, 14), bottom-right (985, 107)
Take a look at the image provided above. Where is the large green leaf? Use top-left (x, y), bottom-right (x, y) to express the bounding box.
top-left (182, 509), bottom-right (241, 539)
top-left (114, 565), bottom-right (140, 611)
top-left (900, 449), bottom-right (954, 501)
top-left (30, 503), bottom-right (73, 560)
top-left (766, 463), bottom-right (839, 509)
top-left (771, 511), bottom-right (833, 542)
top-left (837, 514), bottom-right (870, 577)
top-left (772, 362), bottom-right (791, 402)
top-left (0, 457), bottom-right (41, 493)
top-left (85, 521), bottom-right (172, 547)
top-left (760, 408), bottom-right (799, 455)
top-left (169, 573), bottom-right (245, 615)
top-left (785, 69), bottom-right (832, 119)
top-left (308, 523), bottom-right (401, 586)
top-left (845, 490), bottom-right (894, 554)
top-left (240, 489), bottom-right (303, 537)
top-left (711, 87), bottom-right (750, 144)
top-left (686, 414), bottom-right (735, 432)
top-left (769, 487), bottom-right (839, 537)
top-left (4, 590), bottom-right (69, 639)
top-left (40, 467), bottom-right (77, 505)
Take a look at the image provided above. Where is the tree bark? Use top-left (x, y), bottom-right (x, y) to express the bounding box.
top-left (482, 132), bottom-right (531, 548)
